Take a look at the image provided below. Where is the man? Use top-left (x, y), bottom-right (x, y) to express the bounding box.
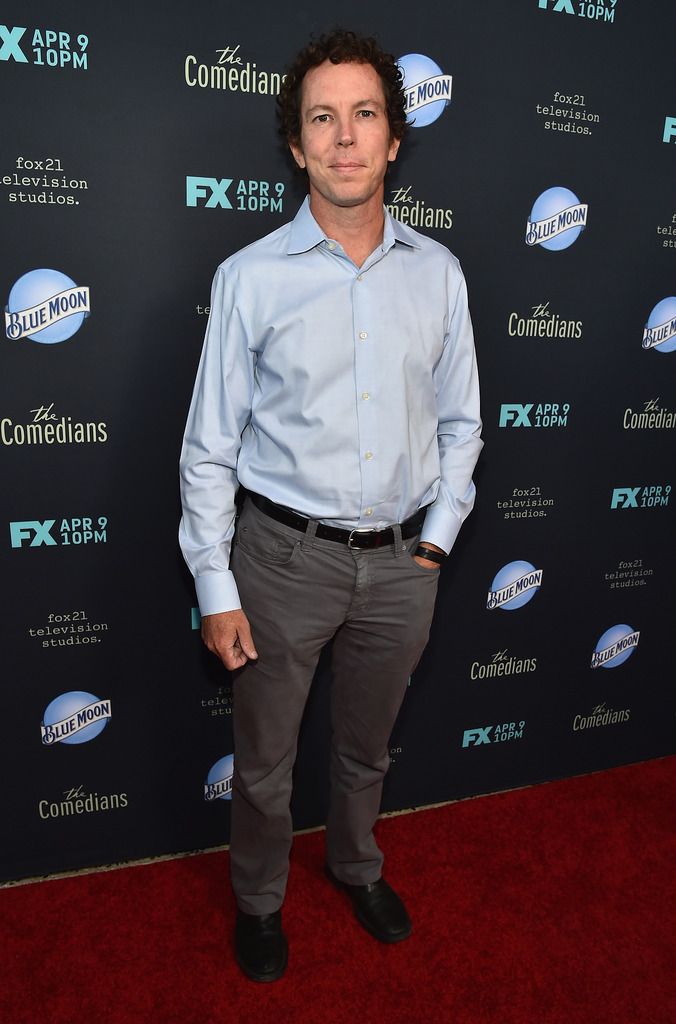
top-left (179, 29), bottom-right (482, 982)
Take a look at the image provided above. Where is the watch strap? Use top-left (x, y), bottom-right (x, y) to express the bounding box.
top-left (414, 545), bottom-right (446, 565)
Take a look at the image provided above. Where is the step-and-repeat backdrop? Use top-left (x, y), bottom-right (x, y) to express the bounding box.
top-left (2, 0), bottom-right (675, 882)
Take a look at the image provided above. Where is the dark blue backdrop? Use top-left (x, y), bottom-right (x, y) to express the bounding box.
top-left (1, 0), bottom-right (675, 882)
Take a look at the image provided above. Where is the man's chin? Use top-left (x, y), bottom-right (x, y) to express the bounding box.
top-left (334, 196), bottom-right (371, 208)
top-left (317, 188), bottom-right (381, 210)
top-left (308, 179), bottom-right (385, 213)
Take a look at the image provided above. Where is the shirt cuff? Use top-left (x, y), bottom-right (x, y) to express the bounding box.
top-left (195, 571), bottom-right (242, 616)
top-left (419, 505), bottom-right (463, 556)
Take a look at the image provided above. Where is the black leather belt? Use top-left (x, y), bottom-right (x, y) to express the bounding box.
top-left (248, 492), bottom-right (426, 549)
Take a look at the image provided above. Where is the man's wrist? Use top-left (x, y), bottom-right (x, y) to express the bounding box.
top-left (414, 544), bottom-right (446, 565)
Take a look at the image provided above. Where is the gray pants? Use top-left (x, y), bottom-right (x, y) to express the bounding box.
top-left (229, 497), bottom-right (439, 915)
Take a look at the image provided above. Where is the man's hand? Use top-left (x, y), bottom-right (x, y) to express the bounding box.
top-left (201, 610), bottom-right (258, 670)
top-left (413, 542), bottom-right (444, 570)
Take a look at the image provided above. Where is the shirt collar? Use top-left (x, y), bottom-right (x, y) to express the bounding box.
top-left (287, 196), bottom-right (422, 255)
top-left (287, 197), bottom-right (327, 254)
top-left (383, 206), bottom-right (421, 252)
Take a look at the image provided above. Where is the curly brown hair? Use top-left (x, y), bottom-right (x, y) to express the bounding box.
top-left (277, 29), bottom-right (408, 146)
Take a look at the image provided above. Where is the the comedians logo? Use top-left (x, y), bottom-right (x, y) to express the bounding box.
top-left (1, 402), bottom-right (107, 446)
top-left (0, 24), bottom-right (89, 69)
top-left (610, 485), bottom-right (670, 509)
top-left (39, 784), bottom-right (128, 820)
top-left (572, 702), bottom-right (630, 732)
top-left (184, 44), bottom-right (284, 95)
top-left (499, 403), bottom-right (569, 427)
top-left (5, 269), bottom-right (90, 344)
top-left (205, 754), bottom-right (235, 801)
top-left (623, 399), bottom-right (676, 430)
top-left (10, 516), bottom-right (107, 548)
top-left (537, 0), bottom-right (618, 23)
top-left (387, 185), bottom-right (453, 231)
top-left (526, 187), bottom-right (587, 251)
top-left (487, 560), bottom-right (543, 611)
top-left (462, 721), bottom-right (526, 747)
top-left (590, 624), bottom-right (639, 669)
top-left (41, 691), bottom-right (111, 745)
top-left (186, 176), bottom-right (285, 214)
top-left (397, 53), bottom-right (452, 128)
top-left (470, 649), bottom-right (537, 681)
top-left (642, 297), bottom-right (676, 354)
top-left (508, 302), bottom-right (582, 340)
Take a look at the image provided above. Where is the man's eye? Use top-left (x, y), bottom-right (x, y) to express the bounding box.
top-left (357, 110), bottom-right (375, 118)
top-left (313, 113), bottom-right (331, 123)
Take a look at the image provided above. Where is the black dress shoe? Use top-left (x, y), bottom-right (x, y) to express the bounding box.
top-left (325, 865), bottom-right (412, 943)
top-left (234, 909), bottom-right (288, 982)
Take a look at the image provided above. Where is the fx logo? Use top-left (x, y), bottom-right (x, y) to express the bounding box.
top-left (538, 0), bottom-right (574, 10)
top-left (462, 727), bottom-right (492, 747)
top-left (536, 0), bottom-right (573, 9)
top-left (10, 520), bottom-right (56, 547)
top-left (0, 24), bottom-right (27, 61)
top-left (499, 403), bottom-right (533, 427)
top-left (186, 176), bottom-right (233, 209)
top-left (663, 117), bottom-right (676, 144)
top-left (610, 488), bottom-right (639, 509)
top-left (0, 25), bottom-right (27, 62)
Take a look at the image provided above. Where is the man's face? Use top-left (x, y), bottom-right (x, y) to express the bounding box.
top-left (289, 60), bottom-right (400, 215)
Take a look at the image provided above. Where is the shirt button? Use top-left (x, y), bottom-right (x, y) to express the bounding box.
top-left (356, 274), bottom-right (363, 281)
top-left (361, 392), bottom-right (370, 400)
top-left (359, 331), bottom-right (368, 340)
top-left (365, 507), bottom-right (373, 516)
top-left (327, 241), bottom-right (337, 250)
top-left (364, 451), bottom-right (373, 460)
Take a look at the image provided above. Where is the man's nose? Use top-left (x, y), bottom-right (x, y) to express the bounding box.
top-left (335, 119), bottom-right (354, 146)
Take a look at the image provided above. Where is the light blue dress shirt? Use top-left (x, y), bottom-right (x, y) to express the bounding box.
top-left (179, 197), bottom-right (482, 615)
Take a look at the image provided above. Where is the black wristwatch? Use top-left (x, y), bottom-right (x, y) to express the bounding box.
top-left (414, 545), bottom-right (446, 565)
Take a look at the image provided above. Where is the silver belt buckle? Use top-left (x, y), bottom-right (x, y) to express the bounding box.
top-left (348, 527), bottom-right (376, 549)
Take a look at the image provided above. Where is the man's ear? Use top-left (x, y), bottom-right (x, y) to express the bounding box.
top-left (289, 140), bottom-right (306, 169)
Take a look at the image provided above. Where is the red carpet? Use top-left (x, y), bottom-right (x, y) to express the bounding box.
top-left (2, 757), bottom-right (675, 1024)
